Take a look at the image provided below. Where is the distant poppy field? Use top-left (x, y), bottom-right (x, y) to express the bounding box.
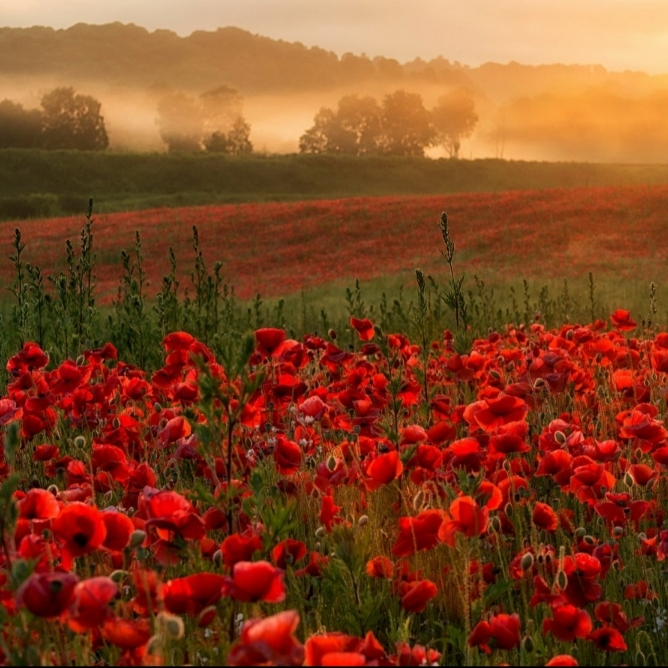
top-left (4, 183), bottom-right (668, 302)
top-left (2, 191), bottom-right (668, 666)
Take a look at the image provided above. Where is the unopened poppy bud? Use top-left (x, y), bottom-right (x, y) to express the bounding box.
top-left (328, 329), bottom-right (337, 340)
top-left (566, 329), bottom-right (574, 340)
top-left (534, 378), bottom-right (545, 388)
top-left (157, 612), bottom-right (185, 639)
top-left (504, 503), bottom-right (513, 518)
top-left (554, 431), bottom-right (566, 444)
top-left (612, 526), bottom-right (624, 538)
top-left (638, 532), bottom-right (647, 541)
top-left (315, 526), bottom-right (326, 538)
top-left (327, 455), bottom-right (337, 471)
top-left (212, 550), bottom-right (223, 567)
top-left (110, 570), bottom-right (130, 583)
top-left (634, 447), bottom-right (643, 460)
top-left (624, 471), bottom-right (635, 487)
top-left (522, 635), bottom-right (535, 653)
top-left (153, 402), bottom-right (162, 413)
top-left (503, 459), bottom-right (511, 471)
top-left (112, 417), bottom-right (121, 429)
top-left (636, 652), bottom-right (647, 665)
top-left (47, 484), bottom-right (59, 496)
top-left (314, 542), bottom-right (321, 551)
top-left (74, 435), bottom-right (86, 448)
top-left (595, 352), bottom-right (603, 363)
top-left (103, 490), bottom-right (114, 504)
top-left (146, 635), bottom-right (163, 656)
top-left (129, 530), bottom-right (147, 549)
top-left (490, 516), bottom-right (502, 532)
top-left (413, 490), bottom-right (425, 511)
top-left (575, 527), bottom-right (586, 540)
top-left (506, 361), bottom-right (515, 372)
top-left (76, 355), bottom-right (85, 366)
top-left (358, 515), bottom-right (369, 527)
top-left (556, 570), bottom-right (568, 590)
top-left (583, 535), bottom-right (595, 545)
top-left (520, 552), bottom-right (534, 571)
top-left (489, 369), bottom-right (501, 380)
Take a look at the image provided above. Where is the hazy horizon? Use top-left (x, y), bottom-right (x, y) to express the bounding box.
top-left (3, 1), bottom-right (668, 75)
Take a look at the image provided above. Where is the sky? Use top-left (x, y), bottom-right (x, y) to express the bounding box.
top-left (2, 0), bottom-right (668, 74)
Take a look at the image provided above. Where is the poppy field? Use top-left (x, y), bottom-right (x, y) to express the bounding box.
top-left (1, 195), bottom-right (668, 666)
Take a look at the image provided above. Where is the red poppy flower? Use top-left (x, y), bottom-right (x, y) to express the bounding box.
top-left (274, 436), bottom-right (302, 475)
top-left (164, 573), bottom-right (227, 615)
top-left (223, 561), bottom-right (285, 603)
top-left (271, 538), bottom-right (307, 569)
top-left (392, 510), bottom-right (445, 557)
top-left (468, 613), bottom-right (520, 653)
top-left (588, 626), bottom-right (627, 652)
top-left (545, 656), bottom-right (579, 667)
top-left (542, 604), bottom-right (592, 642)
top-left (463, 394), bottom-right (528, 433)
top-left (397, 579), bottom-right (438, 613)
top-left (53, 502), bottom-right (107, 567)
top-left (365, 450), bottom-right (403, 490)
top-left (228, 610), bottom-right (305, 666)
top-left (255, 328), bottom-right (286, 357)
top-left (221, 532), bottom-right (264, 568)
top-left (439, 496), bottom-right (488, 547)
top-left (320, 494), bottom-right (342, 532)
top-left (350, 317), bottom-right (375, 342)
top-left (594, 602), bottom-right (643, 633)
top-left (18, 488), bottom-right (60, 521)
top-left (305, 634), bottom-right (364, 667)
top-left (366, 556), bottom-right (394, 579)
top-left (101, 618), bottom-right (152, 651)
top-left (101, 509), bottom-right (135, 552)
top-left (610, 309), bottom-right (637, 331)
top-left (295, 550), bottom-right (329, 577)
top-left (16, 571), bottom-right (79, 617)
top-left (66, 577), bottom-right (119, 632)
top-left (532, 502), bottom-right (559, 532)
top-left (144, 490), bottom-right (206, 541)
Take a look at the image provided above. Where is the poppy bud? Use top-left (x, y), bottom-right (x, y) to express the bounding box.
top-left (74, 435), bottom-right (86, 448)
top-left (153, 402), bottom-right (162, 413)
top-left (157, 612), bottom-right (185, 639)
top-left (634, 447), bottom-right (643, 460)
top-left (103, 490), bottom-right (114, 504)
top-left (315, 526), bottom-right (326, 538)
top-left (112, 418), bottom-right (121, 429)
top-left (358, 515), bottom-right (369, 527)
top-left (213, 550), bottom-right (223, 567)
top-left (566, 329), bottom-right (574, 340)
top-left (556, 570), bottom-right (568, 590)
top-left (489, 369), bottom-right (501, 380)
top-left (129, 530), bottom-right (147, 549)
top-left (638, 532), bottom-right (647, 541)
top-left (110, 570), bottom-right (130, 583)
top-left (47, 485), bottom-right (59, 496)
top-left (327, 456), bottom-right (337, 471)
top-left (522, 635), bottom-right (535, 653)
top-left (76, 355), bottom-right (85, 366)
top-left (520, 552), bottom-right (534, 571)
top-left (503, 459), bottom-right (511, 471)
top-left (574, 527), bottom-right (586, 540)
top-left (595, 352), bottom-right (603, 363)
top-left (506, 361), bottom-right (515, 372)
top-left (534, 378), bottom-right (545, 388)
top-left (554, 431), bottom-right (566, 444)
top-left (583, 535), bottom-right (595, 545)
top-left (490, 516), bottom-right (501, 532)
top-left (504, 503), bottom-right (513, 517)
top-left (612, 526), bottom-right (624, 538)
top-left (328, 329), bottom-right (337, 340)
top-left (146, 636), bottom-right (163, 657)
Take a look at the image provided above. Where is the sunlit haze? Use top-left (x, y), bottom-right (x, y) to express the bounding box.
top-left (3, 0), bottom-right (668, 73)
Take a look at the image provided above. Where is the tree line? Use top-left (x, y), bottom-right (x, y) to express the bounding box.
top-left (300, 88), bottom-right (477, 158)
top-left (1, 85), bottom-right (477, 158)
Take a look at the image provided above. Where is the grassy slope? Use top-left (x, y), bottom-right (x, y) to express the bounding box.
top-left (4, 149), bottom-right (668, 220)
top-left (4, 185), bottom-right (668, 326)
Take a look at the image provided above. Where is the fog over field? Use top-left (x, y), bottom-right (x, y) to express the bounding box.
top-left (3, 23), bottom-right (668, 161)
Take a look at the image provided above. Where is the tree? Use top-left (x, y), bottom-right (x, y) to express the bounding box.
top-left (379, 91), bottom-right (435, 156)
top-left (156, 93), bottom-right (203, 152)
top-left (40, 87), bottom-right (108, 150)
top-left (157, 86), bottom-right (253, 154)
top-left (204, 117), bottom-right (253, 155)
top-left (0, 100), bottom-right (42, 148)
top-left (431, 89), bottom-right (478, 158)
top-left (299, 95), bottom-right (381, 155)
